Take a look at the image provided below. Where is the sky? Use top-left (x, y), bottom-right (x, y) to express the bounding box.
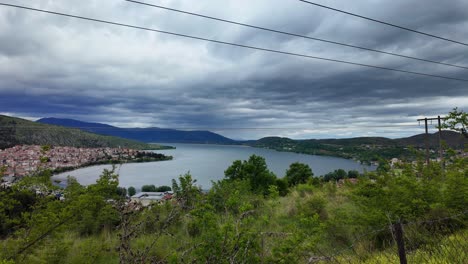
top-left (0, 0), bottom-right (467, 140)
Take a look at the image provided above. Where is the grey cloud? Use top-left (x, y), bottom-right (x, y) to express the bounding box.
top-left (0, 0), bottom-right (467, 140)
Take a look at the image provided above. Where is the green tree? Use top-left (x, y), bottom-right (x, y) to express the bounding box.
top-left (323, 169), bottom-right (347, 182)
top-left (224, 160), bottom-right (244, 180)
top-left (336, 169), bottom-right (347, 179)
top-left (141, 184), bottom-right (157, 192)
top-left (87, 167), bottom-right (119, 198)
top-left (444, 163), bottom-right (468, 212)
top-left (348, 170), bottom-right (359, 178)
top-left (67, 170), bottom-right (120, 235)
top-left (275, 178), bottom-right (289, 196)
top-left (225, 155), bottom-right (277, 195)
top-left (207, 179), bottom-right (260, 214)
top-left (439, 107), bottom-right (468, 138)
top-left (116, 187), bottom-right (127, 197)
top-left (155, 185), bottom-right (172, 192)
top-left (0, 188), bottom-right (37, 237)
top-left (40, 145), bottom-right (51, 153)
top-left (285, 162), bottom-right (314, 186)
top-left (376, 158), bottom-right (391, 173)
top-left (127, 186), bottom-right (136, 196)
top-left (172, 172), bottom-right (201, 210)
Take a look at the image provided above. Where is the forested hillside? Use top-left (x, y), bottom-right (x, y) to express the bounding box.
top-left (0, 115), bottom-right (168, 150)
top-left (249, 131), bottom-right (466, 163)
top-left (37, 118), bottom-right (237, 144)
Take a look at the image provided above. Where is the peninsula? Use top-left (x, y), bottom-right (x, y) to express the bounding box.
top-left (0, 145), bottom-right (172, 180)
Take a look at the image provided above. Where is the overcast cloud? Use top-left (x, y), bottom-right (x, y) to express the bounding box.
top-left (0, 0), bottom-right (467, 139)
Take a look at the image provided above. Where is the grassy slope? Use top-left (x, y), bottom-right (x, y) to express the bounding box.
top-left (0, 115), bottom-right (168, 150)
top-left (8, 181), bottom-right (465, 264)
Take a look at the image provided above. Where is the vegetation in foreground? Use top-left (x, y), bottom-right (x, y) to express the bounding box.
top-left (0, 150), bottom-right (466, 263)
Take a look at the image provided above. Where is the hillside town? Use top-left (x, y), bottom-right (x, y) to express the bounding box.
top-left (0, 145), bottom-right (165, 181)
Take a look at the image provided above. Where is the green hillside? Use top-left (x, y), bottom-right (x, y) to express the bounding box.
top-left (248, 137), bottom-right (410, 163)
top-left (248, 131), bottom-right (466, 163)
top-left (0, 115), bottom-right (168, 150)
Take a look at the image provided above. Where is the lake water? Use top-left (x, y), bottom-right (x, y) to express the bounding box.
top-left (53, 143), bottom-right (375, 189)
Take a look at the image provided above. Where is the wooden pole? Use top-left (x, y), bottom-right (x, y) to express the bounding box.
top-left (418, 116), bottom-right (447, 166)
top-left (438, 116), bottom-right (443, 167)
top-left (425, 118), bottom-right (430, 165)
top-left (393, 222), bottom-right (408, 264)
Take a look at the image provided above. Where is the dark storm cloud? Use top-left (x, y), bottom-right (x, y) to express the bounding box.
top-left (0, 0), bottom-right (467, 139)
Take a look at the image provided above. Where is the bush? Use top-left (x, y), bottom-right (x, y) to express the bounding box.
top-left (141, 185), bottom-right (157, 192)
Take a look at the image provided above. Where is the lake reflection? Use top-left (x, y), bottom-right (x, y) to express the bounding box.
top-left (53, 143), bottom-right (375, 189)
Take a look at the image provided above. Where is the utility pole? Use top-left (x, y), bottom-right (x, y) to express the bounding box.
top-left (417, 116), bottom-right (446, 166)
top-left (417, 118), bottom-right (430, 165)
top-left (437, 116), bottom-right (443, 166)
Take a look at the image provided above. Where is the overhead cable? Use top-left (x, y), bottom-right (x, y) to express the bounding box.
top-left (298, 0), bottom-right (468, 47)
top-left (1, 3), bottom-right (467, 82)
top-left (126, 0), bottom-right (468, 70)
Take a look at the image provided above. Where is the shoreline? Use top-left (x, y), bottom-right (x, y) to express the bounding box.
top-left (51, 157), bottom-right (173, 186)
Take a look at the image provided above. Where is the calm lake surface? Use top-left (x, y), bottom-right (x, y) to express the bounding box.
top-left (53, 143), bottom-right (375, 189)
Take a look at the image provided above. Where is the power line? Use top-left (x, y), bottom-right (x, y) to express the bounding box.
top-left (0, 125), bottom-right (422, 130)
top-left (1, 3), bottom-right (468, 82)
top-left (298, 0), bottom-right (468, 47)
top-left (125, 0), bottom-right (468, 70)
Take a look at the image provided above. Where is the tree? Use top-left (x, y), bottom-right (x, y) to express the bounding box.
top-left (285, 162), bottom-right (314, 186)
top-left (0, 187), bottom-right (37, 237)
top-left (225, 155), bottom-right (277, 195)
top-left (141, 184), bottom-right (157, 192)
top-left (376, 158), bottom-right (390, 173)
top-left (88, 167), bottom-right (119, 198)
top-left (323, 169), bottom-right (347, 182)
top-left (116, 187), bottom-right (127, 197)
top-left (127, 186), bottom-right (136, 196)
top-left (172, 172), bottom-right (201, 210)
top-left (275, 178), bottom-right (289, 196)
top-left (68, 168), bottom-right (120, 235)
top-left (40, 145), bottom-right (51, 153)
top-left (224, 160), bottom-right (244, 180)
top-left (155, 185), bottom-right (172, 192)
top-left (348, 170), bottom-right (359, 178)
top-left (207, 179), bottom-right (257, 214)
top-left (439, 107), bottom-right (468, 138)
top-left (444, 167), bottom-right (468, 212)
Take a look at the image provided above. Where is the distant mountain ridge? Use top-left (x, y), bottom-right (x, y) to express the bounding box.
top-left (248, 131), bottom-right (466, 163)
top-left (33, 116), bottom-right (467, 164)
top-left (37, 118), bottom-right (237, 144)
top-left (395, 131), bottom-right (466, 149)
top-left (0, 115), bottom-right (166, 150)
top-left (252, 131), bottom-right (465, 149)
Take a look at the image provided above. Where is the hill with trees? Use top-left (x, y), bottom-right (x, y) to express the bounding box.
top-left (248, 130), bottom-right (466, 164)
top-left (0, 115), bottom-right (169, 150)
top-left (37, 117), bottom-right (237, 144)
